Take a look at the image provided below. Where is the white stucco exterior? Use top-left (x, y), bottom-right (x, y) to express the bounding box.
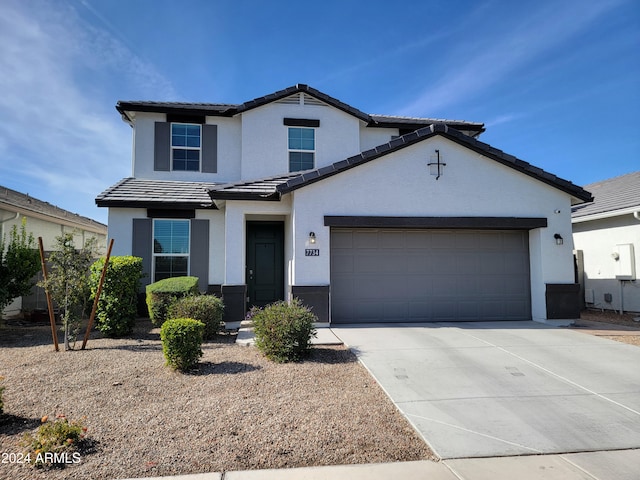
top-left (287, 137), bottom-right (575, 322)
top-left (240, 101), bottom-right (362, 180)
top-left (103, 85), bottom-right (589, 324)
top-left (573, 213), bottom-right (640, 313)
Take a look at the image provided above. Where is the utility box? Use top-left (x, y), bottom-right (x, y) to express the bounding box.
top-left (615, 244), bottom-right (636, 280)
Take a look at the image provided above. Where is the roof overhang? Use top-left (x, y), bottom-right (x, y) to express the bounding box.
top-left (572, 206), bottom-right (640, 223)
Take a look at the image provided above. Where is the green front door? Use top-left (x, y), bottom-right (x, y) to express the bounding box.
top-left (246, 222), bottom-right (284, 308)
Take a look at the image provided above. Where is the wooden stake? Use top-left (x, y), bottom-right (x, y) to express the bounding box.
top-left (38, 237), bottom-right (59, 352)
top-left (82, 238), bottom-right (114, 350)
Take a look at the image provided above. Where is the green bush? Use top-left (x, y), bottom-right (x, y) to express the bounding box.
top-left (160, 318), bottom-right (205, 371)
top-left (90, 256), bottom-right (143, 337)
top-left (169, 294), bottom-right (224, 339)
top-left (251, 299), bottom-right (317, 363)
top-left (22, 414), bottom-right (87, 468)
top-left (145, 276), bottom-right (199, 326)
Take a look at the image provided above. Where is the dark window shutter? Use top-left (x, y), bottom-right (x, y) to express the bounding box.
top-left (190, 219), bottom-right (209, 292)
top-left (132, 218), bottom-right (153, 288)
top-left (154, 122), bottom-right (170, 171)
top-left (202, 124), bottom-right (218, 173)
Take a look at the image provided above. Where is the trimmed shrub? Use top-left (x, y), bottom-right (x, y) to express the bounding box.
top-left (252, 299), bottom-right (317, 363)
top-left (169, 294), bottom-right (224, 339)
top-left (160, 318), bottom-right (205, 371)
top-left (145, 276), bottom-right (199, 326)
top-left (90, 256), bottom-right (143, 337)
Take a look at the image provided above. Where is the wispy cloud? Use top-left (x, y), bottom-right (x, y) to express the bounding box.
top-left (395, 0), bottom-right (627, 117)
top-left (0, 0), bottom-right (176, 222)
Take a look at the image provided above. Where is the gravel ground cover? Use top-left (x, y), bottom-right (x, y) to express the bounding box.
top-left (0, 318), bottom-right (435, 480)
top-left (574, 309), bottom-right (640, 346)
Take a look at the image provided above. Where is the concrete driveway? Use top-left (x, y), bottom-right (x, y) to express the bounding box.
top-left (332, 321), bottom-right (640, 459)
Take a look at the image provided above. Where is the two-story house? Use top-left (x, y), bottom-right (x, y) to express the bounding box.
top-left (97, 84), bottom-right (592, 325)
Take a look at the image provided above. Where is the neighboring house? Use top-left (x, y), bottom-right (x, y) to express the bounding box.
top-left (97, 84), bottom-right (592, 324)
top-left (572, 171), bottom-right (640, 313)
top-left (0, 186), bottom-right (107, 317)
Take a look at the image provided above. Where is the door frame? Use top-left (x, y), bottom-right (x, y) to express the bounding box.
top-left (246, 221), bottom-right (285, 309)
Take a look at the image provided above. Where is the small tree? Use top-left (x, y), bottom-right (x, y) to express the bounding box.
top-left (40, 234), bottom-right (96, 350)
top-left (0, 218), bottom-right (40, 316)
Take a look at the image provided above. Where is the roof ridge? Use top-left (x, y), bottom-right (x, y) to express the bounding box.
top-left (116, 84), bottom-right (483, 129)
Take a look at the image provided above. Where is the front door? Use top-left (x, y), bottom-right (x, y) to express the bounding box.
top-left (246, 222), bottom-right (284, 308)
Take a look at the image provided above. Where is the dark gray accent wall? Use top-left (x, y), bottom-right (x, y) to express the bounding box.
top-left (546, 284), bottom-right (580, 319)
top-left (154, 122), bottom-right (171, 171)
top-left (222, 285), bottom-right (247, 323)
top-left (291, 285), bottom-right (330, 323)
top-left (147, 209), bottom-right (195, 219)
top-left (202, 124), bottom-right (218, 173)
top-left (132, 218), bottom-right (152, 288)
top-left (284, 118), bottom-right (320, 127)
top-left (190, 219), bottom-right (209, 292)
top-left (324, 216), bottom-right (548, 230)
top-left (167, 114), bottom-right (205, 124)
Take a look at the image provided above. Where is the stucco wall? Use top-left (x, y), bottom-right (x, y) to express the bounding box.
top-left (107, 207), bottom-right (145, 256)
top-left (222, 199), bottom-right (292, 293)
top-left (573, 214), bottom-right (640, 312)
top-left (359, 126), bottom-right (398, 151)
top-left (132, 112), bottom-right (242, 182)
top-left (289, 136), bottom-right (576, 321)
top-left (240, 102), bottom-right (362, 180)
top-left (107, 207), bottom-right (226, 286)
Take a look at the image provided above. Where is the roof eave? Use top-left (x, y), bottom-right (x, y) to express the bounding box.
top-left (95, 199), bottom-right (216, 210)
top-left (208, 192), bottom-right (281, 201)
top-left (572, 205), bottom-right (640, 223)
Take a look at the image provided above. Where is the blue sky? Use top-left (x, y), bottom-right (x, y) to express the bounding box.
top-left (0, 0), bottom-right (638, 225)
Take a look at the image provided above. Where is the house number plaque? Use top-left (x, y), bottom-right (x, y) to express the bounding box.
top-left (305, 249), bottom-right (320, 256)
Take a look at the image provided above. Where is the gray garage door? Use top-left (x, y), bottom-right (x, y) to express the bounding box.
top-left (330, 228), bottom-right (531, 323)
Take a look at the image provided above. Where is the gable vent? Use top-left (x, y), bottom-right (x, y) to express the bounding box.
top-left (277, 93), bottom-right (302, 105)
top-left (302, 93), bottom-right (325, 106)
top-left (276, 93), bottom-right (326, 107)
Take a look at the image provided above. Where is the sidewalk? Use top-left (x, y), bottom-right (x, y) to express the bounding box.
top-left (123, 449), bottom-right (640, 480)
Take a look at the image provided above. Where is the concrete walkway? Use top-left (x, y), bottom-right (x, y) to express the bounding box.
top-left (123, 449), bottom-right (640, 479)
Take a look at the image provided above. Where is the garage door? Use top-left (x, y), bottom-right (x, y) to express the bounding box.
top-left (330, 229), bottom-right (531, 323)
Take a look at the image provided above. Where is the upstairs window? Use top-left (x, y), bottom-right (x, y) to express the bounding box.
top-left (288, 127), bottom-right (315, 172)
top-left (153, 219), bottom-right (190, 281)
top-left (171, 123), bottom-right (201, 171)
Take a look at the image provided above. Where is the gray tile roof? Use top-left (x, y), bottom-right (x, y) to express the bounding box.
top-left (116, 84), bottom-right (485, 134)
top-left (209, 173), bottom-right (302, 201)
top-left (0, 185), bottom-right (106, 231)
top-left (96, 178), bottom-right (218, 209)
top-left (369, 114), bottom-right (484, 135)
top-left (571, 171), bottom-right (640, 219)
top-left (208, 123), bottom-right (593, 204)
